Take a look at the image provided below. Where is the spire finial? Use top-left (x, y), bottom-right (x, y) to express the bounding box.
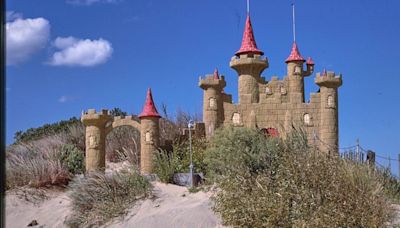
top-left (213, 68), bottom-right (219, 79)
top-left (247, 0), bottom-right (250, 15)
top-left (292, 3), bottom-right (296, 42)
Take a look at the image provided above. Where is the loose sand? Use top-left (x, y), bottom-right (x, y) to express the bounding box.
top-left (6, 181), bottom-right (224, 228)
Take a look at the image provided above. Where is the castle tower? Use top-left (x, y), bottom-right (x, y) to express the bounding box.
top-left (199, 68), bottom-right (226, 137)
top-left (230, 13), bottom-right (268, 104)
top-left (285, 43), bottom-right (314, 103)
top-left (315, 70), bottom-right (342, 153)
top-left (81, 109), bottom-right (113, 172)
top-left (138, 88), bottom-right (161, 173)
top-left (285, 4), bottom-right (314, 103)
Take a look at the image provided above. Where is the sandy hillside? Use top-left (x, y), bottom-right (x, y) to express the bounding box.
top-left (6, 182), bottom-right (224, 228)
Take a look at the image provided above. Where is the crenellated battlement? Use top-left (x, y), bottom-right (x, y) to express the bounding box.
top-left (199, 74), bottom-right (226, 90)
top-left (81, 109), bottom-right (113, 126)
top-left (315, 71), bottom-right (343, 88)
top-left (230, 53), bottom-right (269, 74)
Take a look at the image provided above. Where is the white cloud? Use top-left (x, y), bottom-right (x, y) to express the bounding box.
top-left (49, 37), bottom-right (113, 67)
top-left (58, 95), bottom-right (74, 103)
top-left (66, 0), bottom-right (121, 6)
top-left (6, 16), bottom-right (50, 65)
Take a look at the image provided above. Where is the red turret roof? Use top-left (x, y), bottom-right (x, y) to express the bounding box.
top-left (285, 42), bottom-right (305, 63)
top-left (306, 57), bottom-right (314, 65)
top-left (235, 15), bottom-right (264, 56)
top-left (213, 68), bottom-right (219, 79)
top-left (138, 88), bottom-right (161, 118)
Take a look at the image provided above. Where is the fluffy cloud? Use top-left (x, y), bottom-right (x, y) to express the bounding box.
top-left (49, 37), bottom-right (113, 67)
top-left (66, 0), bottom-right (120, 5)
top-left (6, 16), bottom-right (50, 65)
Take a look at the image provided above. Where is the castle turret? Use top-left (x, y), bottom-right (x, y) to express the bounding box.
top-left (315, 70), bottom-right (342, 153)
top-left (285, 42), bottom-right (314, 103)
top-left (81, 109), bottom-right (113, 172)
top-left (230, 14), bottom-right (268, 104)
top-left (138, 88), bottom-right (161, 174)
top-left (199, 68), bottom-right (226, 137)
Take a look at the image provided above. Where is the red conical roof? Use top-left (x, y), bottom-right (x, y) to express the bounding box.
top-left (306, 57), bottom-right (314, 65)
top-left (285, 42), bottom-right (305, 63)
top-left (235, 15), bottom-right (264, 56)
top-left (322, 68), bottom-right (327, 76)
top-left (213, 68), bottom-right (219, 79)
top-left (138, 88), bottom-right (161, 118)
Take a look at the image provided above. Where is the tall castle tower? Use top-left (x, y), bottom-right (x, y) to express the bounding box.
top-left (199, 3), bottom-right (343, 153)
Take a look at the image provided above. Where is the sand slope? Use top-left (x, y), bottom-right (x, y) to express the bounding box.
top-left (6, 182), bottom-right (224, 228)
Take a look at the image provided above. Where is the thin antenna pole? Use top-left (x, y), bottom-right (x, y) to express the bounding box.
top-left (292, 3), bottom-right (296, 42)
top-left (247, 0), bottom-right (250, 15)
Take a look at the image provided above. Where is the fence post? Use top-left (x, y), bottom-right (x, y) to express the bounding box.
top-left (398, 154), bottom-right (400, 178)
top-left (367, 150), bottom-right (375, 166)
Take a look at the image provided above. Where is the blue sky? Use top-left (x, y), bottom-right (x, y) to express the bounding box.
top-left (5, 0), bottom-right (400, 171)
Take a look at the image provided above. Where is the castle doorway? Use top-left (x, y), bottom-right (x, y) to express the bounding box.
top-left (105, 125), bottom-right (141, 166)
top-left (261, 128), bottom-right (279, 137)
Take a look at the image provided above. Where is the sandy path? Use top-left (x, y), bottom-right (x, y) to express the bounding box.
top-left (5, 182), bottom-right (224, 228)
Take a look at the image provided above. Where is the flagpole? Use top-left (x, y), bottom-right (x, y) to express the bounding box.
top-left (292, 3), bottom-right (296, 42)
top-left (247, 0), bottom-right (250, 15)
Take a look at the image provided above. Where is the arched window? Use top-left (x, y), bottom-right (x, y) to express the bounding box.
top-left (145, 132), bottom-right (152, 142)
top-left (266, 87), bottom-right (272, 95)
top-left (209, 97), bottom-right (216, 108)
top-left (280, 86), bottom-right (287, 95)
top-left (304, 113), bottom-right (311, 125)
top-left (232, 113), bottom-right (241, 125)
top-left (328, 95), bottom-right (334, 107)
top-left (295, 66), bottom-right (302, 74)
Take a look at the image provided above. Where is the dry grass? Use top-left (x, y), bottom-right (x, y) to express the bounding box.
top-left (206, 127), bottom-right (394, 227)
top-left (6, 136), bottom-right (71, 189)
top-left (66, 167), bottom-right (152, 227)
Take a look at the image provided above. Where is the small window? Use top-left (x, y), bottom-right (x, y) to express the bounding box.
top-left (232, 113), bottom-right (241, 125)
top-left (209, 97), bottom-right (216, 108)
top-left (328, 95), bottom-right (334, 107)
top-left (145, 132), bottom-right (152, 142)
top-left (266, 87), bottom-right (272, 95)
top-left (295, 66), bottom-right (302, 74)
top-left (280, 86), bottom-right (287, 95)
top-left (304, 113), bottom-right (311, 125)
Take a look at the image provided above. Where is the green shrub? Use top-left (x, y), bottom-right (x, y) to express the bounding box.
top-left (206, 127), bottom-right (394, 227)
top-left (59, 144), bottom-right (85, 174)
top-left (153, 149), bottom-right (177, 183)
top-left (153, 137), bottom-right (208, 184)
top-left (66, 168), bottom-right (152, 227)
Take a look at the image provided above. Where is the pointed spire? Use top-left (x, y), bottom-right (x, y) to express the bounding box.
top-left (235, 15), bottom-right (264, 56)
top-left (285, 42), bottom-right (305, 63)
top-left (213, 68), bottom-right (219, 79)
top-left (138, 88), bottom-right (161, 118)
top-left (306, 57), bottom-right (314, 65)
top-left (322, 68), bottom-right (327, 76)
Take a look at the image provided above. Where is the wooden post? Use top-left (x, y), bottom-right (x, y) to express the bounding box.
top-left (367, 150), bottom-right (375, 166)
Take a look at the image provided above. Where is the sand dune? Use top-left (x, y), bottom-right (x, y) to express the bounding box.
top-left (6, 182), bottom-right (224, 228)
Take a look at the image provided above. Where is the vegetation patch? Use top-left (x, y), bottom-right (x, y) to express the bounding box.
top-left (66, 168), bottom-right (152, 227)
top-left (205, 127), bottom-right (394, 227)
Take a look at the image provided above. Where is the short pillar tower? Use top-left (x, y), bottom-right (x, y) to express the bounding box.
top-left (285, 42), bottom-right (314, 103)
top-left (315, 69), bottom-right (342, 153)
top-left (81, 109), bottom-right (113, 172)
top-left (138, 88), bottom-right (161, 174)
top-left (230, 14), bottom-right (268, 104)
top-left (199, 68), bottom-right (226, 138)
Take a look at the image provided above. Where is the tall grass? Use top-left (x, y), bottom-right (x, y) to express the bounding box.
top-left (66, 168), bottom-right (152, 227)
top-left (206, 127), bottom-right (394, 227)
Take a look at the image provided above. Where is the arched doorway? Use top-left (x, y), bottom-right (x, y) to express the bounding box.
top-left (260, 127), bottom-right (279, 137)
